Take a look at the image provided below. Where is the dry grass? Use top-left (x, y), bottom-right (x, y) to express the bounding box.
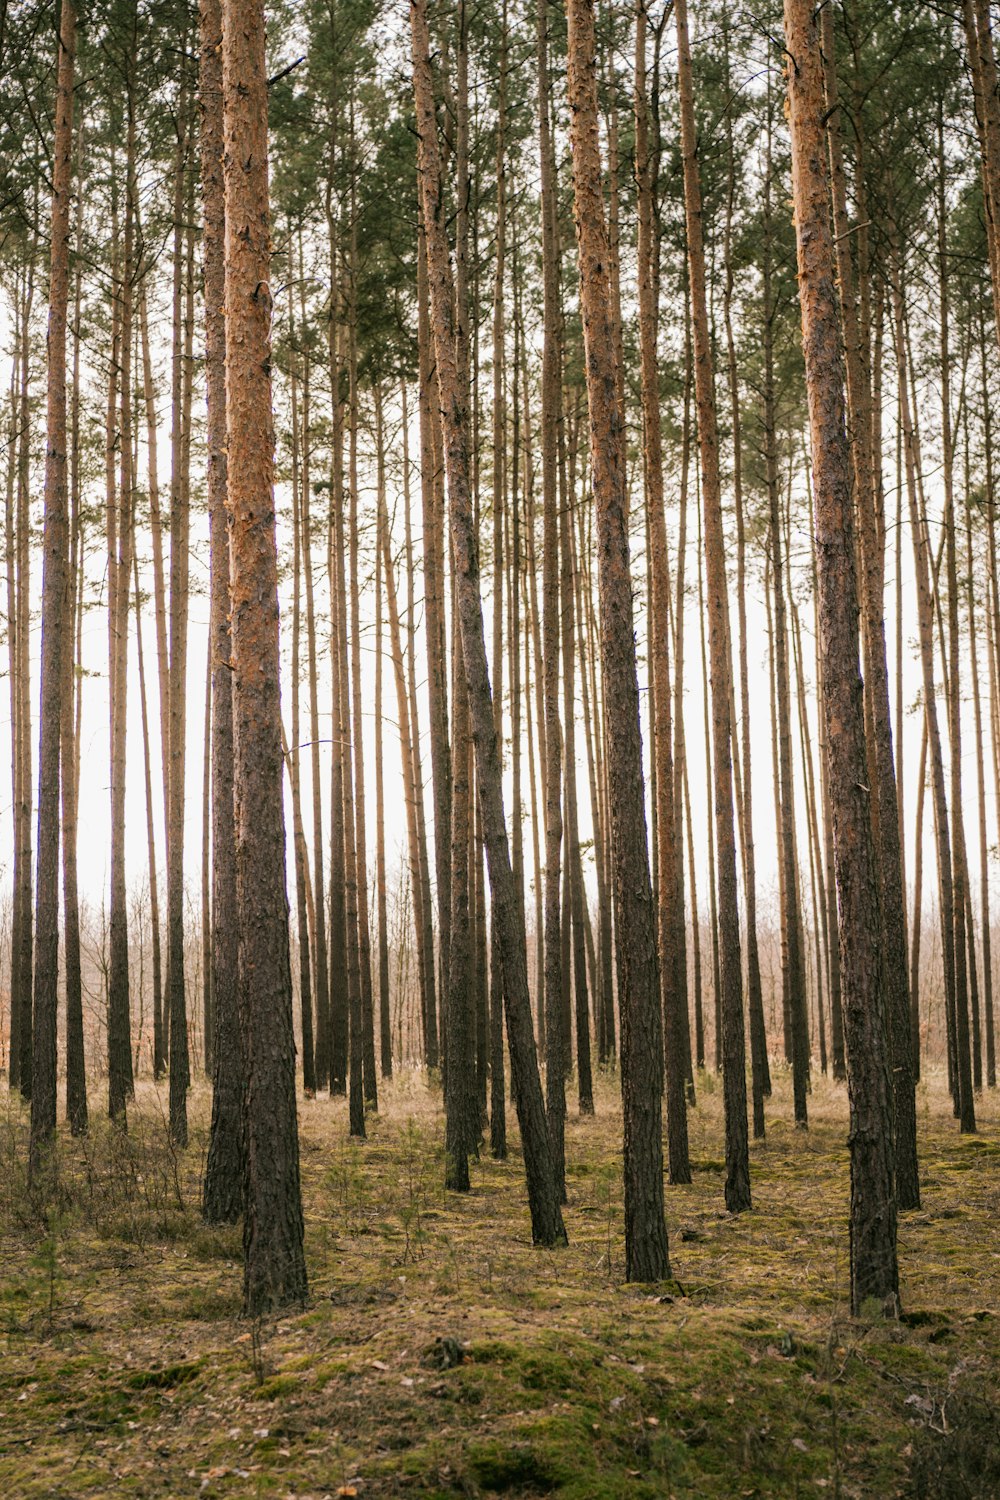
top-left (0, 1066), bottom-right (998, 1498)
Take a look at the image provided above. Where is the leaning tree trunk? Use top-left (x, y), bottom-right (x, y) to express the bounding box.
top-left (565, 0), bottom-right (670, 1281)
top-left (221, 0), bottom-right (307, 1311)
top-left (411, 0), bottom-right (566, 1249)
top-left (783, 0), bottom-right (898, 1317)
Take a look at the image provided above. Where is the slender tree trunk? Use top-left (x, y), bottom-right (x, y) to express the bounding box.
top-left (565, 0), bottom-right (670, 1279)
top-left (30, 0), bottom-right (75, 1174)
top-left (783, 0), bottom-right (898, 1315)
top-left (201, 0), bottom-right (245, 1222)
top-left (635, 0), bottom-right (688, 1177)
top-left (222, 0), bottom-right (307, 1307)
top-left (167, 91), bottom-right (192, 1146)
top-left (537, 0), bottom-right (566, 1200)
top-left (108, 68), bottom-right (137, 1124)
top-left (490, 15), bottom-right (509, 1156)
top-left (64, 142), bottom-right (86, 1133)
top-left (411, 0), bottom-right (566, 1247)
top-left (676, 0), bottom-right (750, 1208)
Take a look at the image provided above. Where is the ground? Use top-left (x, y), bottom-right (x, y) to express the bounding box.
top-left (1, 1067), bottom-right (998, 1498)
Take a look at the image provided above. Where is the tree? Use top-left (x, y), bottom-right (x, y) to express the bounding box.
top-left (222, 0), bottom-right (307, 1311)
top-left (201, 0), bottom-right (243, 1226)
top-left (675, 0), bottom-right (751, 1207)
top-left (411, 0), bottom-right (566, 1249)
top-left (565, 0), bottom-right (670, 1282)
top-left (30, 0), bottom-right (75, 1176)
top-left (783, 0), bottom-right (898, 1317)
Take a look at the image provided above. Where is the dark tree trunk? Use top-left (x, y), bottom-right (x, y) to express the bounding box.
top-left (565, 0), bottom-right (670, 1281)
top-left (222, 0), bottom-right (307, 1310)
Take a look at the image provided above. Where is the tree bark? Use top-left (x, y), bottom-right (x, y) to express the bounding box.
top-left (222, 0), bottom-right (307, 1308)
top-left (783, 0), bottom-right (898, 1316)
top-left (30, 0), bottom-right (75, 1174)
top-left (411, 0), bottom-right (566, 1247)
top-left (565, 0), bottom-right (670, 1279)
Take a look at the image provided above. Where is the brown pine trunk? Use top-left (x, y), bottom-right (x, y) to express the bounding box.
top-left (411, 0), bottom-right (566, 1247)
top-left (635, 0), bottom-right (688, 1177)
top-left (416, 210), bottom-right (446, 1069)
top-left (108, 74), bottom-right (137, 1124)
top-left (380, 389), bottom-right (430, 1080)
top-left (346, 199), bottom-right (377, 1113)
top-left (821, 5), bottom-right (917, 1197)
top-left (783, 0), bottom-right (898, 1315)
top-left (222, 0), bottom-right (306, 1309)
top-left (565, 0), bottom-right (670, 1279)
top-left (30, 0), bottom-right (75, 1173)
top-left (676, 0), bottom-right (750, 1208)
top-left (201, 0), bottom-right (244, 1221)
top-left (537, 0), bottom-right (566, 1200)
top-left (490, 16), bottom-right (509, 1155)
top-left (722, 3), bottom-right (768, 1133)
top-left (64, 139), bottom-right (87, 1133)
top-left (373, 423), bottom-right (391, 1081)
top-left (14, 249), bottom-right (37, 1099)
top-left (297, 255), bottom-right (329, 1094)
top-left (167, 89), bottom-right (192, 1145)
top-left (286, 263), bottom-right (316, 1096)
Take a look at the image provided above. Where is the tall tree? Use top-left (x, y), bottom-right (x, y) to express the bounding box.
top-left (675, 0), bottom-right (750, 1207)
top-left (201, 0), bottom-right (243, 1225)
top-left (30, 0), bottom-right (75, 1175)
top-left (222, 0), bottom-right (307, 1310)
top-left (565, 0), bottom-right (670, 1281)
top-left (411, 0), bottom-right (566, 1248)
top-left (783, 0), bottom-right (898, 1316)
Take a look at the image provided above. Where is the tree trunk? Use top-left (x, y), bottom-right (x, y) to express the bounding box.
top-left (565, 0), bottom-right (670, 1279)
top-left (783, 0), bottom-right (898, 1316)
top-left (222, 0), bottom-right (307, 1309)
top-left (635, 0), bottom-right (689, 1178)
top-left (676, 0), bottom-right (750, 1208)
top-left (411, 0), bottom-right (566, 1247)
top-left (30, 0), bottom-right (75, 1174)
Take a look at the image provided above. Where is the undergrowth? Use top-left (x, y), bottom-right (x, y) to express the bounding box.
top-left (0, 1071), bottom-right (997, 1497)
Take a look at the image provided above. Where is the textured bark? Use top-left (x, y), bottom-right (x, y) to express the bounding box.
top-left (411, 0), bottom-right (566, 1247)
top-left (723, 13), bottom-right (769, 1130)
top-left (490, 20), bottom-right (509, 1156)
top-left (378, 394), bottom-right (428, 1083)
top-left (13, 252), bottom-right (36, 1100)
top-left (936, 134), bottom-right (976, 1132)
top-left (167, 95), bottom-right (192, 1145)
top-left (537, 0), bottom-right (566, 1201)
top-left (820, 5), bottom-right (917, 1199)
top-left (287, 272), bottom-right (316, 1095)
top-left (222, 0), bottom-right (306, 1309)
top-left (64, 147), bottom-right (87, 1135)
top-left (565, 0), bottom-right (670, 1280)
top-left (346, 219), bottom-right (377, 1111)
top-left (400, 382), bottom-right (438, 1068)
top-left (108, 91), bottom-right (136, 1124)
top-left (374, 454), bottom-right (392, 1081)
top-left (676, 0), bottom-right (750, 1208)
top-left (201, 0), bottom-right (244, 1221)
top-left (416, 213), bottom-right (446, 1071)
top-left (635, 0), bottom-right (688, 1180)
top-left (783, 0), bottom-right (898, 1315)
top-left (30, 0), bottom-right (75, 1174)
top-left (285, 251), bottom-right (326, 1092)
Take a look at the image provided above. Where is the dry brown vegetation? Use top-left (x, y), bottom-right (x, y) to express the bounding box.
top-left (1, 1072), bottom-right (999, 1498)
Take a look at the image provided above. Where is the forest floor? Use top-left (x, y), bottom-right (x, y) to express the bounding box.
top-left (1, 1067), bottom-right (999, 1499)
